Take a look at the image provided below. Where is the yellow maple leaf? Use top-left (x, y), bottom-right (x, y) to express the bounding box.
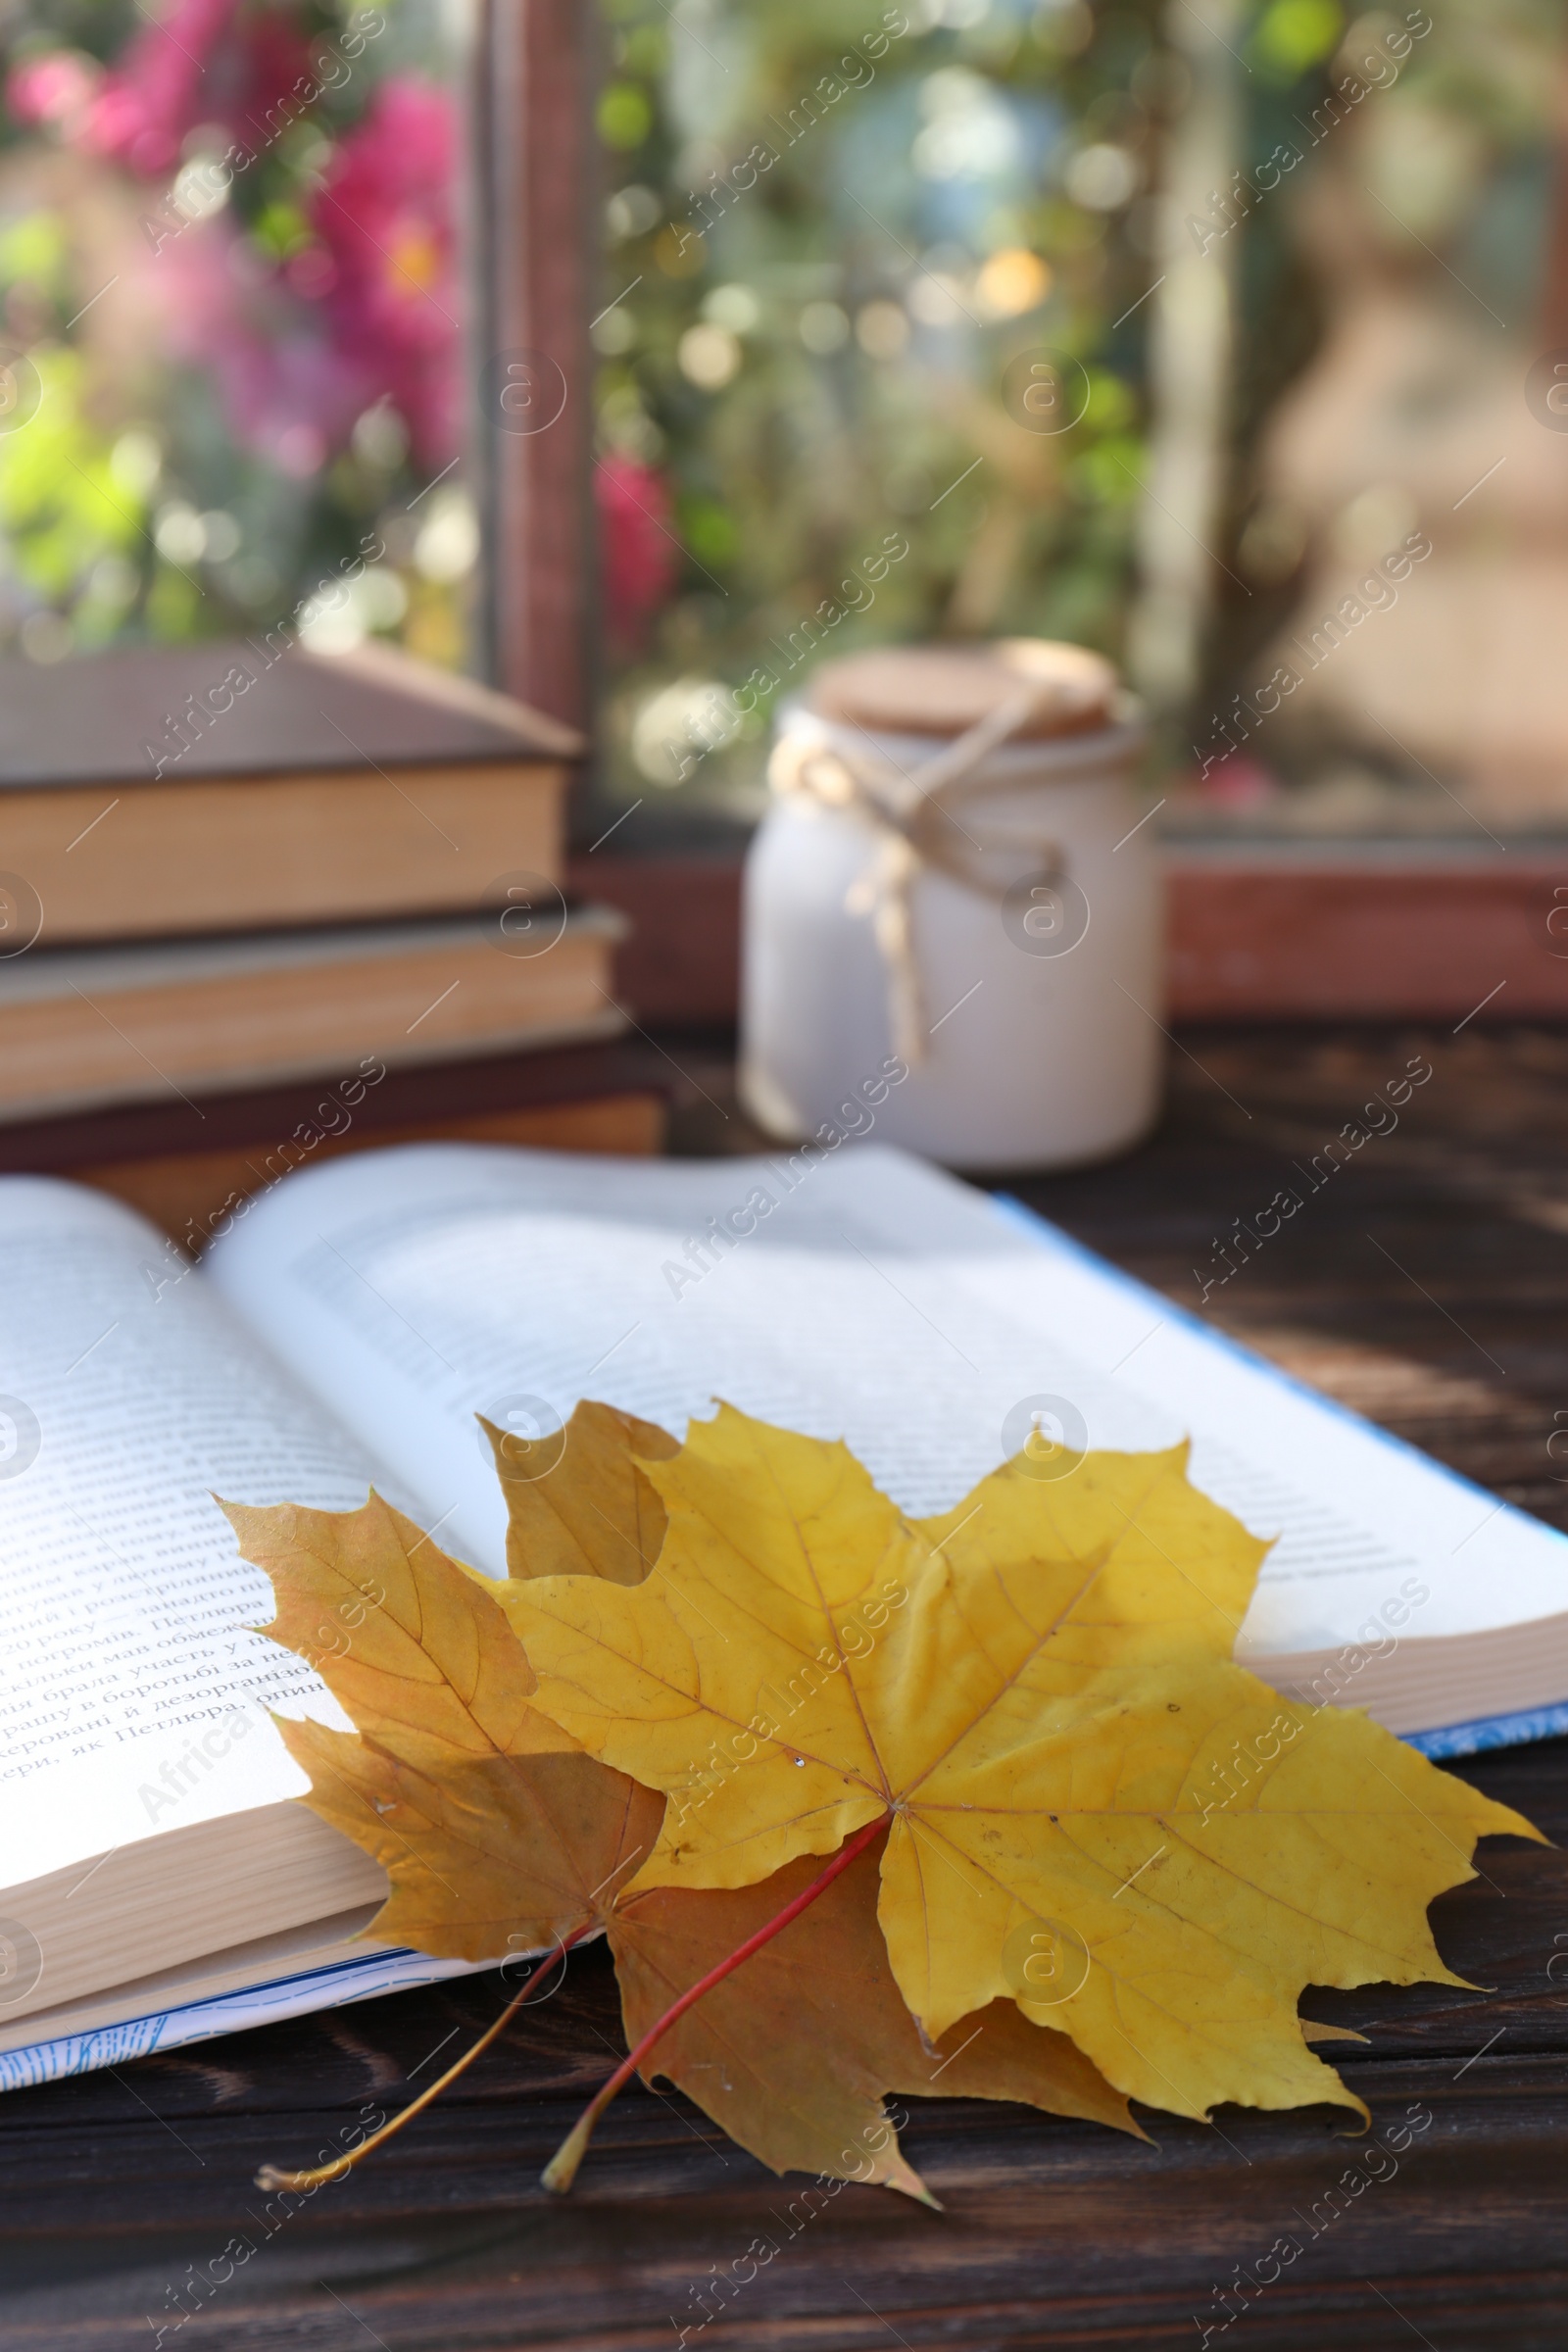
top-left (224, 1492), bottom-right (623, 1960)
top-left (479, 1399), bottom-right (676, 1585)
top-left (228, 1476), bottom-right (1137, 2192)
top-left (500, 1402), bottom-right (1542, 2124)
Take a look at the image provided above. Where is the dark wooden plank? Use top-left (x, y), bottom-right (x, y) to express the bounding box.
top-left (9, 1024), bottom-right (1568, 2349)
top-left (8, 2005), bottom-right (1568, 2348)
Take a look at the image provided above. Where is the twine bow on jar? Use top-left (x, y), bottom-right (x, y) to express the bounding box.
top-left (765, 683), bottom-right (1065, 1066)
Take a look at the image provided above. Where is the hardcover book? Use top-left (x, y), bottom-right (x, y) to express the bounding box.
top-left (0, 639), bottom-right (580, 945)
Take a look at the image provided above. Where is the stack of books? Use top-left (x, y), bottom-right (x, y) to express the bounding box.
top-left (0, 639), bottom-right (662, 1238)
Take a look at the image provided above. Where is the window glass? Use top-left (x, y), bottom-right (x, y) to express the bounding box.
top-left (593, 0), bottom-right (1160, 820)
top-left (1186, 0), bottom-right (1568, 839)
top-left (595, 0), bottom-right (1568, 844)
top-left (0, 0), bottom-right (473, 667)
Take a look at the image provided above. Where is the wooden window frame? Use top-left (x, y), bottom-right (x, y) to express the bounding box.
top-left (476, 0), bottom-right (598, 737)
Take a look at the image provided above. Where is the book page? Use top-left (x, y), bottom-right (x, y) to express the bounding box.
top-left (204, 1141), bottom-right (1568, 1683)
top-left (0, 1178), bottom-right (400, 1886)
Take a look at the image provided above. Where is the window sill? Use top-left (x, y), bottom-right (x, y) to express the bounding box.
top-left (572, 842), bottom-right (1568, 1028)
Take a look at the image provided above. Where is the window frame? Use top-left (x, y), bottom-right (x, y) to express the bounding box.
top-left (476, 0), bottom-right (597, 736)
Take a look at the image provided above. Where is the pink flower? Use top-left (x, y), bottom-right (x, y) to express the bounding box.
top-left (309, 76), bottom-right (461, 469)
top-left (26, 30), bottom-right (465, 492)
top-left (82, 0), bottom-right (314, 178)
top-left (158, 219), bottom-right (370, 478)
top-left (1194, 754), bottom-right (1280, 808)
top-left (82, 0), bottom-right (235, 174)
top-left (6, 50), bottom-right (102, 135)
top-left (597, 456), bottom-right (678, 647)
top-left (121, 68), bottom-right (463, 485)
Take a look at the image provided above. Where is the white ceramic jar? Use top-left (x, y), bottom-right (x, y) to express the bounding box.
top-left (738, 640), bottom-right (1164, 1172)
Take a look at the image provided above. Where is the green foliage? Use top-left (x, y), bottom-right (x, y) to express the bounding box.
top-left (251, 201), bottom-right (314, 261)
top-left (599, 82), bottom-right (656, 151)
top-left (0, 209), bottom-right (69, 296)
top-left (1250, 0), bottom-right (1344, 82)
top-left (0, 350), bottom-right (143, 600)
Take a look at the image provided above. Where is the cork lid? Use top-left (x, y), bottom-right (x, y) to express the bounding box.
top-left (808, 638), bottom-right (1117, 742)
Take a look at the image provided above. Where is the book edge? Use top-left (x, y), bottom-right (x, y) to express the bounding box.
top-left (992, 1190), bottom-right (1568, 1754)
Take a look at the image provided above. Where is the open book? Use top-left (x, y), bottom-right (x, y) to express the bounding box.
top-left (4, 1141), bottom-right (1565, 2091)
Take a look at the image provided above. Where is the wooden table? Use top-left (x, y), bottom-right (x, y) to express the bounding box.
top-left (8, 1024), bottom-right (1568, 2352)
